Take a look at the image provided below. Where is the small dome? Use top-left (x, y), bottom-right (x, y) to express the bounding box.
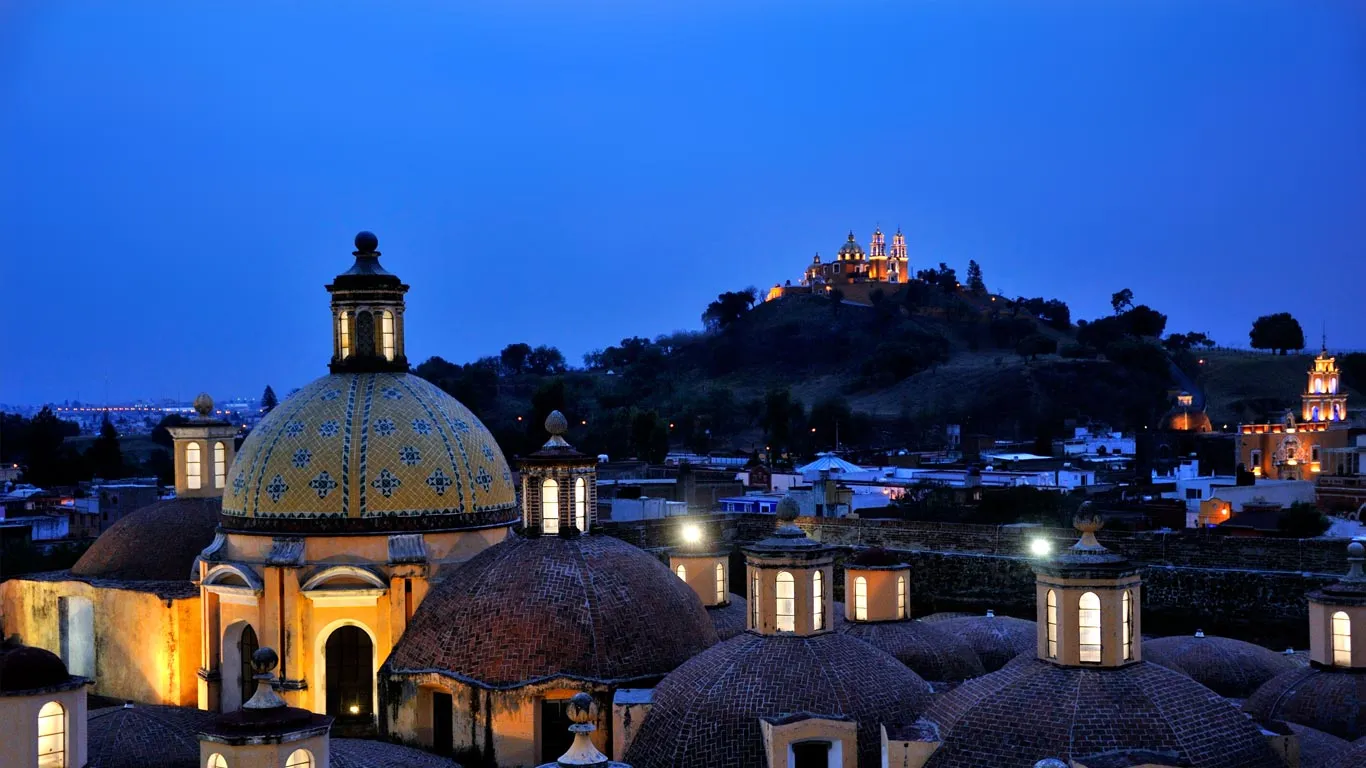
top-left (919, 611), bottom-right (975, 624)
top-left (933, 614), bottom-right (1037, 672)
top-left (71, 497), bottom-right (221, 582)
top-left (1161, 400), bottom-right (1213, 433)
top-left (1245, 666), bottom-right (1366, 741)
top-left (838, 620), bottom-right (986, 682)
top-left (837, 232), bottom-right (865, 258)
top-left (707, 594), bottom-right (749, 641)
top-left (88, 704), bottom-right (214, 768)
top-left (385, 534), bottom-right (718, 687)
top-left (1326, 738), bottom-right (1366, 768)
top-left (0, 644), bottom-right (76, 693)
top-left (1144, 633), bottom-right (1301, 698)
top-left (1284, 723), bottom-right (1349, 768)
top-left (923, 658), bottom-right (1284, 768)
top-left (332, 738), bottom-right (464, 767)
top-left (625, 632), bottom-right (933, 768)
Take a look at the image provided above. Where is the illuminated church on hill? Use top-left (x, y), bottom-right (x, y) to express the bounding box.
top-left (766, 227), bottom-right (910, 302)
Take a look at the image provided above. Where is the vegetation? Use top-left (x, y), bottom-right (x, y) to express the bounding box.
top-left (1250, 312), bottom-right (1305, 355)
top-left (1277, 502), bottom-right (1332, 538)
top-left (260, 385), bottom-right (279, 414)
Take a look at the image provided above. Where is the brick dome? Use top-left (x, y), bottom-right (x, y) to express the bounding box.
top-left (625, 632), bottom-right (932, 768)
top-left (1245, 666), bottom-right (1366, 741)
top-left (0, 643), bottom-right (79, 694)
top-left (920, 611), bottom-right (974, 623)
top-left (1326, 739), bottom-right (1366, 768)
top-left (384, 533), bottom-right (718, 687)
top-left (1144, 632), bottom-right (1301, 699)
top-left (923, 658), bottom-right (1284, 768)
top-left (87, 704), bottom-right (213, 768)
top-left (838, 619), bottom-right (986, 683)
top-left (71, 497), bottom-right (221, 582)
top-left (1285, 723), bottom-right (1349, 768)
top-left (933, 613), bottom-right (1037, 671)
top-left (707, 595), bottom-right (749, 641)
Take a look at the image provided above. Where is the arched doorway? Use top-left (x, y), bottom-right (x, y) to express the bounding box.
top-left (220, 621), bottom-right (259, 712)
top-left (237, 624), bottom-right (259, 704)
top-left (325, 626), bottom-right (373, 720)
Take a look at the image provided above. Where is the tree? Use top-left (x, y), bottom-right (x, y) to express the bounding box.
top-left (86, 413), bottom-right (124, 480)
top-left (1016, 333), bottom-right (1058, 361)
top-left (260, 385), bottom-right (279, 414)
top-left (500, 343), bottom-right (533, 375)
top-left (151, 413), bottom-right (190, 448)
top-left (1277, 502), bottom-right (1331, 538)
top-left (702, 288), bottom-right (758, 331)
top-left (1163, 332), bottom-right (1215, 352)
top-left (966, 260), bottom-right (986, 295)
top-left (1111, 288), bottom-right (1134, 315)
top-left (525, 345), bottom-right (567, 376)
top-left (21, 407), bottom-right (81, 487)
top-left (1250, 313), bottom-right (1305, 355)
top-left (1039, 299), bottom-right (1071, 330)
top-left (1123, 305), bottom-right (1168, 338)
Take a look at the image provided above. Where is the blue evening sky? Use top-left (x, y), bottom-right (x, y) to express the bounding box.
top-left (1, 0), bottom-right (1362, 405)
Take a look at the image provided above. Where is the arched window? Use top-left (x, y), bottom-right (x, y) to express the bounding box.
top-left (185, 442), bottom-right (202, 490)
top-left (1317, 378), bottom-right (1325, 394)
top-left (715, 562), bottom-right (726, 604)
top-left (285, 749), bottom-right (314, 768)
top-left (751, 571), bottom-right (760, 629)
top-left (1334, 403), bottom-right (1343, 421)
top-left (812, 571), bottom-right (824, 630)
top-left (541, 479), bottom-right (559, 532)
top-left (1330, 376), bottom-right (1340, 394)
top-left (775, 571), bottom-right (795, 632)
top-left (213, 442), bottom-right (227, 489)
top-left (207, 755), bottom-right (228, 768)
top-left (574, 477), bottom-right (587, 532)
top-left (675, 564), bottom-right (687, 581)
top-left (1122, 590), bottom-right (1133, 661)
top-left (380, 311), bottom-right (396, 361)
top-left (897, 575), bottom-right (907, 620)
top-left (1079, 592), bottom-right (1102, 663)
top-left (338, 312), bottom-right (351, 359)
top-left (1334, 610), bottom-right (1352, 666)
top-left (1313, 406), bottom-right (1321, 422)
top-left (1046, 589), bottom-right (1058, 659)
top-left (38, 700), bottom-right (65, 768)
top-left (853, 576), bottom-right (868, 621)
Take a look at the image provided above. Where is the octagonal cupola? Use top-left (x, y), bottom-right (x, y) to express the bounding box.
top-left (741, 496), bottom-right (835, 637)
top-left (519, 411), bottom-right (598, 536)
top-left (1031, 514), bottom-right (1141, 668)
top-left (843, 548), bottom-right (911, 623)
top-left (669, 522), bottom-right (731, 609)
top-left (327, 231), bottom-right (409, 374)
top-left (1307, 540), bottom-right (1366, 668)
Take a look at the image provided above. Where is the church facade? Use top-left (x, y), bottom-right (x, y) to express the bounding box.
top-left (765, 227), bottom-right (910, 303)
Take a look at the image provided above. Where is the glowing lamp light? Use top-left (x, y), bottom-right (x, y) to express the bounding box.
top-left (1030, 538), bottom-right (1052, 557)
top-left (682, 524), bottom-right (703, 545)
top-left (348, 704), bottom-right (360, 715)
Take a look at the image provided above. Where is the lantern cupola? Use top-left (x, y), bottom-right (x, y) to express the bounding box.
top-left (326, 231), bottom-right (409, 373)
top-left (669, 523), bottom-right (731, 609)
top-left (741, 496), bottom-right (834, 637)
top-left (1031, 513), bottom-right (1141, 668)
top-left (1307, 540), bottom-right (1366, 668)
top-left (843, 547), bottom-right (911, 623)
top-left (519, 411), bottom-right (598, 536)
top-left (165, 393), bottom-right (238, 498)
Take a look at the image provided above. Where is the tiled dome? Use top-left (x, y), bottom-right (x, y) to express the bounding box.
top-left (1326, 739), bottom-right (1366, 768)
top-left (839, 619), bottom-right (986, 683)
top-left (1285, 723), bottom-right (1349, 768)
top-left (1143, 633), bottom-right (1301, 699)
top-left (0, 643), bottom-right (79, 693)
top-left (932, 613), bottom-right (1037, 672)
top-left (87, 704), bottom-right (213, 768)
top-left (707, 594), bottom-right (749, 641)
top-left (71, 497), bottom-right (220, 582)
top-left (625, 631), bottom-right (932, 768)
top-left (1245, 666), bottom-right (1366, 741)
top-left (923, 657), bottom-right (1284, 768)
top-left (384, 533), bottom-right (718, 688)
top-left (223, 372), bottom-right (516, 532)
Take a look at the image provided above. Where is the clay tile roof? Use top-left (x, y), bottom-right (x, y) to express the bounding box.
top-left (838, 620), bottom-right (986, 682)
top-left (923, 658), bottom-right (1284, 768)
top-left (0, 644), bottom-right (80, 693)
top-left (71, 497), bottom-right (221, 582)
top-left (707, 595), bottom-right (749, 641)
top-left (1143, 633), bottom-right (1302, 699)
top-left (1245, 667), bottom-right (1366, 741)
top-left (932, 614), bottom-right (1037, 672)
top-left (87, 704), bottom-right (214, 768)
top-left (384, 533), bottom-right (718, 688)
top-left (625, 631), bottom-right (932, 768)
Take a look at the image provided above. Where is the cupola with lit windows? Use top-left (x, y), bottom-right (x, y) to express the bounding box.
top-left (327, 230), bottom-right (409, 374)
top-left (741, 496), bottom-right (835, 636)
top-left (519, 411), bottom-right (598, 536)
top-left (669, 526), bottom-right (731, 610)
top-left (1032, 514), bottom-right (1140, 667)
top-left (1303, 338), bottom-right (1348, 424)
top-left (164, 393), bottom-right (238, 499)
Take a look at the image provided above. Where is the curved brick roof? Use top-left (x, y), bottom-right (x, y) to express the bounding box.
top-left (1286, 723), bottom-right (1349, 768)
top-left (920, 611), bottom-right (975, 623)
top-left (625, 631), bottom-right (932, 768)
top-left (332, 739), bottom-right (463, 767)
top-left (924, 657), bottom-right (1284, 768)
top-left (932, 614), bottom-right (1037, 672)
top-left (1144, 633), bottom-right (1301, 699)
top-left (1245, 667), bottom-right (1366, 741)
top-left (1326, 740), bottom-right (1366, 768)
top-left (88, 705), bottom-right (213, 768)
top-left (386, 533), bottom-right (718, 688)
top-left (71, 497), bottom-right (221, 582)
top-left (839, 619), bottom-right (986, 683)
top-left (707, 595), bottom-right (749, 641)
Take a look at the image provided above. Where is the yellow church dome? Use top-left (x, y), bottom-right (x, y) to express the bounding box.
top-left (223, 371), bottom-right (516, 532)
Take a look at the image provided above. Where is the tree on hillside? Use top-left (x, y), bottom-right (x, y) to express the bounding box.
top-left (86, 413), bottom-right (124, 480)
top-left (966, 260), bottom-right (986, 295)
top-left (21, 407), bottom-right (81, 487)
top-left (1016, 333), bottom-right (1057, 361)
top-left (702, 288), bottom-right (759, 331)
top-left (500, 343), bottom-right (533, 375)
top-left (260, 385), bottom-right (279, 414)
top-left (1111, 288), bottom-right (1134, 315)
top-left (761, 389), bottom-right (802, 456)
top-left (827, 288), bottom-right (845, 312)
top-left (151, 413), bottom-right (190, 448)
top-left (1039, 299), bottom-right (1071, 330)
top-left (526, 345), bottom-right (567, 376)
top-left (1163, 332), bottom-right (1215, 352)
top-left (1250, 313), bottom-right (1305, 355)
top-left (1124, 305), bottom-right (1168, 338)
top-left (1277, 502), bottom-right (1330, 538)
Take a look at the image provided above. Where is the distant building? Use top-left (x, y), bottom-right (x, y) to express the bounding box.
top-left (1237, 344), bottom-right (1352, 480)
top-left (766, 227), bottom-right (911, 303)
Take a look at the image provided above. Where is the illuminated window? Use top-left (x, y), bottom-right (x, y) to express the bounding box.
top-left (1046, 589), bottom-right (1058, 659)
top-left (1330, 377), bottom-right (1339, 394)
top-left (541, 479), bottom-right (559, 532)
top-left (37, 700), bottom-right (65, 768)
top-left (812, 570), bottom-right (824, 630)
top-left (1334, 611), bottom-right (1352, 667)
top-left (574, 477), bottom-right (587, 532)
top-left (207, 755), bottom-right (228, 768)
top-left (776, 571), bottom-right (795, 632)
top-left (853, 576), bottom-right (868, 621)
top-left (897, 575), bottom-right (907, 620)
top-left (285, 749), bottom-right (314, 768)
top-left (186, 442), bottom-right (202, 490)
top-left (675, 564), bottom-right (686, 581)
top-left (1122, 590), bottom-right (1133, 661)
top-left (1079, 592), bottom-right (1102, 663)
top-left (338, 312), bottom-right (351, 359)
top-left (715, 562), bottom-right (725, 604)
top-left (380, 311), bottom-right (396, 361)
top-left (213, 442), bottom-right (227, 489)
top-left (751, 572), bottom-right (760, 629)
top-left (1312, 406), bottom-right (1321, 422)
top-left (1250, 450), bottom-right (1262, 469)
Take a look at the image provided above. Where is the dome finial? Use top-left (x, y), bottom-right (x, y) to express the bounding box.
top-left (354, 230), bottom-right (379, 254)
top-left (193, 393), bottom-right (214, 418)
top-left (1071, 504), bottom-right (1106, 551)
top-left (550, 692), bottom-right (610, 766)
top-left (546, 410), bottom-right (569, 436)
top-left (776, 495), bottom-right (800, 524)
top-left (1345, 540), bottom-right (1366, 581)
top-left (242, 647), bottom-right (286, 710)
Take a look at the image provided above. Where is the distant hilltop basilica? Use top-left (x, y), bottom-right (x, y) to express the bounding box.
top-left (766, 227), bottom-right (912, 304)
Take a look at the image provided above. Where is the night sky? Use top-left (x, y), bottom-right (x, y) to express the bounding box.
top-left (2, 0), bottom-right (1363, 405)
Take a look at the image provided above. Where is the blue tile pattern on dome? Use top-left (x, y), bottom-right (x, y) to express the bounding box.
top-left (222, 372), bottom-right (515, 521)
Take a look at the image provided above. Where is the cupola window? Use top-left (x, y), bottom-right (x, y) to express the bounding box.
top-left (715, 562), bottom-right (726, 604)
top-left (897, 575), bottom-right (907, 619)
top-left (812, 570), bottom-right (824, 630)
top-left (380, 311), bottom-right (396, 361)
top-left (207, 755), bottom-right (228, 768)
top-left (853, 576), bottom-right (868, 621)
top-left (541, 479), bottom-right (559, 532)
top-left (675, 564), bottom-right (686, 581)
top-left (1333, 610), bottom-right (1352, 666)
top-left (1122, 590), bottom-right (1134, 661)
top-left (1079, 592), bottom-right (1102, 663)
top-left (285, 749), bottom-right (314, 768)
top-left (338, 312), bottom-right (351, 359)
top-left (1046, 589), bottom-right (1058, 659)
top-left (37, 700), bottom-right (65, 768)
top-left (751, 572), bottom-right (760, 628)
top-left (186, 442), bottom-right (202, 490)
top-left (213, 442), bottom-right (227, 489)
top-left (574, 477), bottom-right (587, 532)
top-left (776, 571), bottom-right (796, 632)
